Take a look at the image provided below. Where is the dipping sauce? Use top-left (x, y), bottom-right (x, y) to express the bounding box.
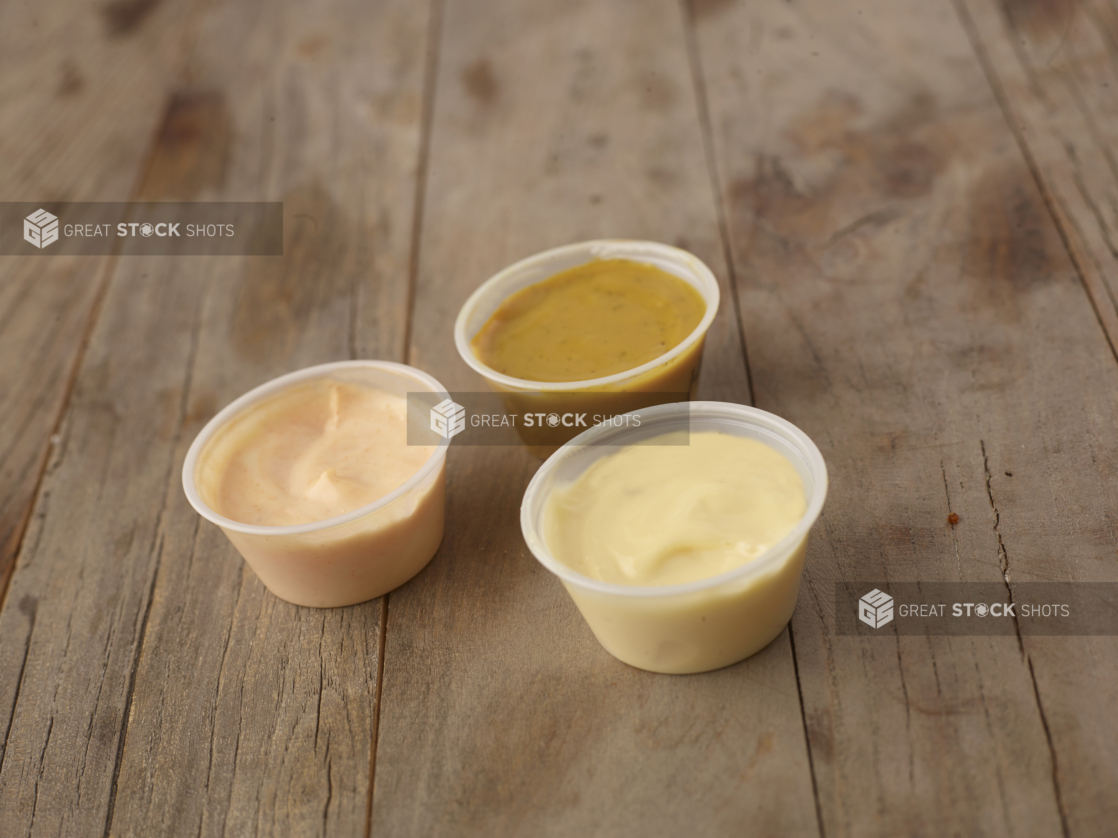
top-left (544, 431), bottom-right (806, 587)
top-left (197, 379), bottom-right (435, 527)
top-left (521, 400), bottom-right (825, 674)
top-left (470, 258), bottom-right (706, 383)
top-left (184, 363), bottom-right (448, 609)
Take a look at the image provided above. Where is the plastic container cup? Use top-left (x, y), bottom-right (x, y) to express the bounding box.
top-left (520, 401), bottom-right (828, 674)
top-left (182, 361), bottom-right (450, 608)
top-left (454, 240), bottom-right (720, 455)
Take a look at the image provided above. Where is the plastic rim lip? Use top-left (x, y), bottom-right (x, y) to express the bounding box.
top-left (519, 401), bottom-right (828, 600)
top-left (181, 360), bottom-right (451, 538)
top-left (453, 239), bottom-right (721, 392)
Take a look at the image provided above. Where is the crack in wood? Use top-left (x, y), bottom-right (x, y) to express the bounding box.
top-left (858, 641), bottom-right (888, 825)
top-left (323, 735), bottom-right (334, 828)
top-left (366, 596), bottom-right (390, 838)
top-left (223, 668), bottom-right (246, 838)
top-left (787, 621), bottom-right (827, 838)
top-left (29, 714), bottom-right (55, 832)
top-left (979, 439), bottom-right (1028, 654)
top-left (401, 0), bottom-right (446, 369)
top-left (315, 615), bottom-right (326, 753)
top-left (895, 636), bottom-right (916, 791)
top-left (980, 442), bottom-right (1014, 581)
top-left (979, 437), bottom-right (1070, 837)
top-left (368, 0), bottom-right (444, 829)
top-left (1027, 654), bottom-right (1071, 838)
top-left (204, 557), bottom-right (241, 837)
top-left (101, 556), bottom-right (161, 838)
top-left (102, 260), bottom-right (207, 838)
top-left (973, 655), bottom-right (1015, 834)
top-left (0, 599), bottom-right (36, 773)
top-left (0, 256), bottom-right (117, 614)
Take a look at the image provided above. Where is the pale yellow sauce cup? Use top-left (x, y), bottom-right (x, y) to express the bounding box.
top-left (520, 402), bottom-right (828, 674)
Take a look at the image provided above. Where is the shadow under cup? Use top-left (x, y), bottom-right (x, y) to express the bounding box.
top-left (454, 240), bottom-right (721, 457)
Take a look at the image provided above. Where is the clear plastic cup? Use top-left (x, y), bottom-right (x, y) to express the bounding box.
top-left (182, 361), bottom-right (450, 608)
top-left (454, 240), bottom-right (720, 455)
top-left (520, 401), bottom-right (828, 674)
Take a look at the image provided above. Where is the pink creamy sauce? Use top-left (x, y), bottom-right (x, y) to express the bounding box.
top-left (198, 379), bottom-right (434, 527)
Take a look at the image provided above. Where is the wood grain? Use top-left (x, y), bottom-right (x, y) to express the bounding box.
top-left (955, 0), bottom-right (1118, 357)
top-left (954, 1), bottom-right (1118, 831)
top-left (0, 0), bottom-right (431, 834)
top-left (0, 3), bottom-right (212, 831)
top-left (0, 0), bottom-right (209, 615)
top-left (4, 0), bottom-right (1117, 834)
top-left (371, 1), bottom-right (818, 836)
top-left (692, 0), bottom-right (1118, 834)
top-left (112, 0), bottom-right (433, 831)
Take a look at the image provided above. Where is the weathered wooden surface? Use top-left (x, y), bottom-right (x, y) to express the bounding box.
top-left (1, 0), bottom-right (1117, 835)
top-left (954, 1), bottom-right (1118, 830)
top-left (693, 0), bottom-right (1118, 835)
top-left (0, 0), bottom-right (209, 609)
top-left (372, 0), bottom-right (818, 835)
top-left (956, 0), bottom-right (1118, 355)
top-left (0, 0), bottom-right (429, 835)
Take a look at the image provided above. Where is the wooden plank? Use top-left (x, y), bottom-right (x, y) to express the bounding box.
top-left (0, 263), bottom-right (105, 601)
top-left (954, 0), bottom-right (1118, 357)
top-left (0, 0), bottom-right (209, 603)
top-left (0, 0), bottom-right (431, 834)
top-left (0, 2), bottom-right (213, 831)
top-left (0, 0), bottom-right (206, 200)
top-left (372, 1), bottom-right (820, 835)
top-left (952, 1), bottom-right (1118, 832)
top-left (692, 0), bottom-right (1118, 834)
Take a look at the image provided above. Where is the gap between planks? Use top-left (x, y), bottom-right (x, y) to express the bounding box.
top-left (364, 2), bottom-right (447, 836)
top-left (680, 0), bottom-right (757, 407)
top-left (680, 0), bottom-right (825, 832)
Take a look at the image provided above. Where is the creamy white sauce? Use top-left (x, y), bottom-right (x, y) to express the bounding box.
top-left (544, 431), bottom-right (806, 586)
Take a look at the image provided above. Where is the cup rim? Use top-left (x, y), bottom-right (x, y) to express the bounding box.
top-left (453, 239), bottom-right (720, 392)
top-left (182, 360), bottom-right (451, 537)
top-left (519, 401), bottom-right (828, 599)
